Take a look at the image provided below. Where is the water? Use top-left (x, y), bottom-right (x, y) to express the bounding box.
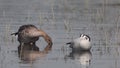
top-left (0, 0), bottom-right (120, 68)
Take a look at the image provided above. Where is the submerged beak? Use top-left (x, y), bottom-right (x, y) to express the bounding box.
top-left (38, 30), bottom-right (53, 46)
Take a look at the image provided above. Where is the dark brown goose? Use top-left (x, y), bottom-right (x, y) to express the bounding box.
top-left (11, 24), bottom-right (52, 45)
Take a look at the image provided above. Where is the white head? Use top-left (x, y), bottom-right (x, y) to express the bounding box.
top-left (80, 34), bottom-right (90, 42)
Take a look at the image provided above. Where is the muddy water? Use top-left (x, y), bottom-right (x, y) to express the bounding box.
top-left (0, 0), bottom-right (120, 68)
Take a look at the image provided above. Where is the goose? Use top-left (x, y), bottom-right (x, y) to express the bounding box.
top-left (66, 34), bottom-right (91, 51)
top-left (11, 24), bottom-right (52, 46)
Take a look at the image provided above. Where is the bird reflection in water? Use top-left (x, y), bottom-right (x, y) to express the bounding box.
top-left (64, 50), bottom-right (92, 67)
top-left (18, 43), bottom-right (52, 63)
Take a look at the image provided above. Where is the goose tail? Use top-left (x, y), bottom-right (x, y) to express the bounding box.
top-left (66, 42), bottom-right (72, 45)
top-left (11, 32), bottom-right (18, 36)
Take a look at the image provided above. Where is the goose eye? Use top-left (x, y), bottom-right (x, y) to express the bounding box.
top-left (85, 37), bottom-right (88, 40)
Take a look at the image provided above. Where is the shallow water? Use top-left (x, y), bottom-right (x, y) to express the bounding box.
top-left (0, 0), bottom-right (120, 68)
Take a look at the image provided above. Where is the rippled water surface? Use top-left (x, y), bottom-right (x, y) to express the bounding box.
top-left (0, 0), bottom-right (120, 68)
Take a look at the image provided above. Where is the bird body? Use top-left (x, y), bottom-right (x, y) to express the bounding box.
top-left (67, 34), bottom-right (91, 50)
top-left (11, 24), bottom-right (52, 45)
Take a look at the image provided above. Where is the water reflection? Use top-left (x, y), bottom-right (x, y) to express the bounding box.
top-left (65, 50), bottom-right (92, 67)
top-left (18, 43), bottom-right (52, 63)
